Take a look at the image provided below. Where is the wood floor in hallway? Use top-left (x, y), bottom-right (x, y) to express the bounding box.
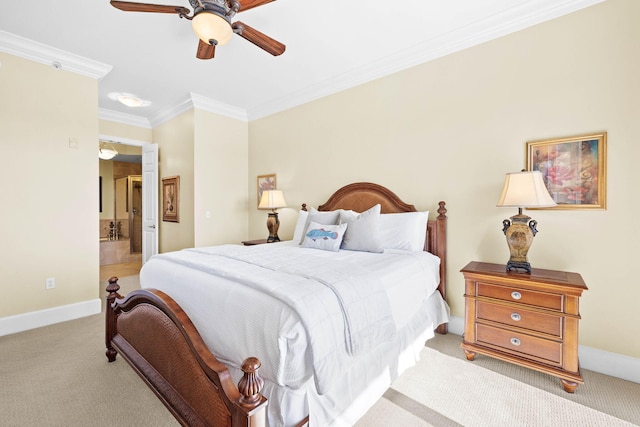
top-left (99, 260), bottom-right (142, 282)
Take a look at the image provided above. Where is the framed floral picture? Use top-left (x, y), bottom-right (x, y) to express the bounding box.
top-left (162, 176), bottom-right (180, 222)
top-left (526, 132), bottom-right (607, 209)
top-left (257, 174), bottom-right (276, 208)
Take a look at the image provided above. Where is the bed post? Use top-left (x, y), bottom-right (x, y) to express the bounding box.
top-left (435, 201), bottom-right (448, 334)
top-left (235, 357), bottom-right (268, 427)
top-left (105, 276), bottom-right (122, 362)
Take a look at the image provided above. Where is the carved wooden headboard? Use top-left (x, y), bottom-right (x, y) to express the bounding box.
top-left (310, 182), bottom-right (447, 304)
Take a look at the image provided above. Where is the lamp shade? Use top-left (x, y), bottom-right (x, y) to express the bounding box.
top-left (192, 11), bottom-right (233, 46)
top-left (497, 171), bottom-right (557, 208)
top-left (259, 190), bottom-right (287, 210)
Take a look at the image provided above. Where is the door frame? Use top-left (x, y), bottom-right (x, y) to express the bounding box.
top-left (99, 134), bottom-right (158, 264)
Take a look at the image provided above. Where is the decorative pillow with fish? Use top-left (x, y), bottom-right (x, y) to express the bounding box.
top-left (301, 221), bottom-right (348, 252)
top-left (298, 208), bottom-right (342, 244)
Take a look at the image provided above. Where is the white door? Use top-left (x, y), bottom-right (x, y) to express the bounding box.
top-left (142, 143), bottom-right (158, 263)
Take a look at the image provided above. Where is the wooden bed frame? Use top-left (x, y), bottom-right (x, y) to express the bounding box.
top-left (105, 182), bottom-right (447, 427)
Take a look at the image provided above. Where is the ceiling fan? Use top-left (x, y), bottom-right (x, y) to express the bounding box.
top-left (110, 0), bottom-right (285, 60)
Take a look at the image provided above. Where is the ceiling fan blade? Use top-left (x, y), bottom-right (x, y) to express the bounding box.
top-left (196, 39), bottom-right (215, 60)
top-left (238, 0), bottom-right (275, 12)
top-left (110, 1), bottom-right (190, 15)
top-left (232, 22), bottom-right (285, 56)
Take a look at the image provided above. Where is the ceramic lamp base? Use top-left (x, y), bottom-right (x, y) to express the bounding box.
top-left (266, 212), bottom-right (280, 243)
top-left (502, 212), bottom-right (539, 274)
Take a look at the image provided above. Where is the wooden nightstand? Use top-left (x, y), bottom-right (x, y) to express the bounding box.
top-left (460, 261), bottom-right (588, 393)
top-left (241, 239), bottom-right (271, 246)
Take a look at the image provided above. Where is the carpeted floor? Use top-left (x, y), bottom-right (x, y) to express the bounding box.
top-left (356, 344), bottom-right (639, 426)
top-left (1, 275), bottom-right (638, 426)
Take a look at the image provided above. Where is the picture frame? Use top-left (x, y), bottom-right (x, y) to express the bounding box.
top-left (257, 174), bottom-right (276, 208)
top-left (162, 176), bottom-right (180, 222)
top-left (526, 132), bottom-right (607, 209)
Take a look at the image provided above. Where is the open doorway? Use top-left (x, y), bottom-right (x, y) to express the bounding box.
top-left (99, 140), bottom-right (143, 281)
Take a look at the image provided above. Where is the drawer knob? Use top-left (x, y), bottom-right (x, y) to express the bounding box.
top-left (510, 337), bottom-right (521, 346)
top-left (511, 312), bottom-right (521, 321)
top-left (511, 291), bottom-right (522, 300)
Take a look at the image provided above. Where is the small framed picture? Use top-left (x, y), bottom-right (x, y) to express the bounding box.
top-left (526, 132), bottom-right (607, 209)
top-left (162, 176), bottom-right (180, 222)
top-left (257, 174), bottom-right (276, 208)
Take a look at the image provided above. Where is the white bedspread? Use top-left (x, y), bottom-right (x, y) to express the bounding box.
top-left (140, 242), bottom-right (443, 399)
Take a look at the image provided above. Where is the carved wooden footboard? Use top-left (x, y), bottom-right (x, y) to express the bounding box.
top-left (105, 278), bottom-right (267, 427)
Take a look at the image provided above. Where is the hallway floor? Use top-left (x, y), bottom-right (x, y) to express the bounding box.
top-left (99, 260), bottom-right (142, 282)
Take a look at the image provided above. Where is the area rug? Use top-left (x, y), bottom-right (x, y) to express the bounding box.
top-left (356, 347), bottom-right (635, 426)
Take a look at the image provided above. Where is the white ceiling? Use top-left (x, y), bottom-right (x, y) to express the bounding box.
top-left (0, 0), bottom-right (603, 127)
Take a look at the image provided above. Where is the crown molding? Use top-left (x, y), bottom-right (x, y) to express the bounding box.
top-left (149, 97), bottom-right (194, 128)
top-left (99, 108), bottom-right (152, 129)
top-left (247, 0), bottom-right (605, 120)
top-left (0, 30), bottom-right (112, 80)
top-left (190, 93), bottom-right (248, 122)
top-left (149, 93), bottom-right (248, 127)
top-left (99, 133), bottom-right (149, 147)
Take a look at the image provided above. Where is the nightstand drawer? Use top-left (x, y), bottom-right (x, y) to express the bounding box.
top-left (476, 301), bottom-right (562, 337)
top-left (477, 282), bottom-right (563, 311)
top-left (476, 323), bottom-right (562, 366)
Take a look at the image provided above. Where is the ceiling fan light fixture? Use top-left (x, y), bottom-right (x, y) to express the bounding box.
top-left (192, 10), bottom-right (233, 46)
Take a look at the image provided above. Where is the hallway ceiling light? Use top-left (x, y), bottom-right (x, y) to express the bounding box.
top-left (108, 92), bottom-right (151, 108)
top-left (99, 142), bottom-right (118, 160)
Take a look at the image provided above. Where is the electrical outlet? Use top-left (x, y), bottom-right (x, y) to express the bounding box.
top-left (45, 278), bottom-right (55, 289)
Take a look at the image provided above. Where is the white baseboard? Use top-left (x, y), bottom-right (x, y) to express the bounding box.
top-left (578, 344), bottom-right (640, 384)
top-left (0, 299), bottom-right (101, 337)
top-left (447, 315), bottom-right (465, 336)
top-left (446, 315), bottom-right (639, 384)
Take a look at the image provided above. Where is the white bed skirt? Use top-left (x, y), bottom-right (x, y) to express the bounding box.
top-left (225, 290), bottom-right (449, 427)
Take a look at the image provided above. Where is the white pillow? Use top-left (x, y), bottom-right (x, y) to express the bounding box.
top-left (379, 211), bottom-right (429, 252)
top-left (301, 221), bottom-right (347, 252)
top-left (298, 207), bottom-right (341, 244)
top-left (292, 210), bottom-right (309, 243)
top-left (339, 204), bottom-right (383, 253)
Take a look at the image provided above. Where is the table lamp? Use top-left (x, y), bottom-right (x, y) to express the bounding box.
top-left (497, 171), bottom-right (557, 273)
top-left (258, 190), bottom-right (287, 242)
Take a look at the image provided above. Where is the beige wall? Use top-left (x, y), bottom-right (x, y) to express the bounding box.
top-left (194, 109), bottom-right (249, 246)
top-left (154, 110), bottom-right (196, 252)
top-left (150, 108), bottom-right (250, 251)
top-left (101, 109), bottom-right (250, 253)
top-left (0, 53), bottom-right (99, 316)
top-left (99, 160), bottom-right (114, 222)
top-left (100, 120), bottom-right (152, 142)
top-left (248, 0), bottom-right (640, 358)
top-left (2, 0), bottom-right (637, 363)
